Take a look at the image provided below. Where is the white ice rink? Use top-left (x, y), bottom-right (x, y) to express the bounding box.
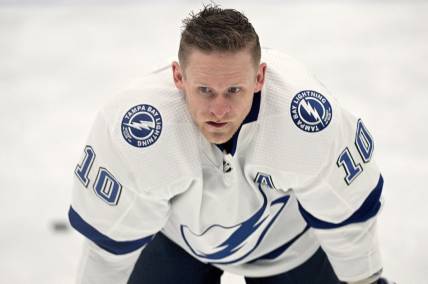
top-left (0, 1), bottom-right (427, 283)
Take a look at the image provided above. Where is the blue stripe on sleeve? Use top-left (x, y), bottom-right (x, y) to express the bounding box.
top-left (298, 175), bottom-right (383, 229)
top-left (68, 206), bottom-right (154, 255)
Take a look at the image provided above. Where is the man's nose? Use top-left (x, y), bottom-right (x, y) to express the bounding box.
top-left (209, 96), bottom-right (231, 119)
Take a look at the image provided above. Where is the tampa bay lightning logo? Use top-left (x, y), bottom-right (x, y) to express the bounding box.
top-left (290, 90), bottom-right (332, 133)
top-left (121, 104), bottom-right (162, 148)
top-left (180, 173), bottom-right (289, 264)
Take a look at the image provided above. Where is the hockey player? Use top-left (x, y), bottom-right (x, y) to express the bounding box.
top-left (69, 5), bottom-right (393, 284)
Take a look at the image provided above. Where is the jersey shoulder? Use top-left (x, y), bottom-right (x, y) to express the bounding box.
top-left (260, 49), bottom-right (343, 141)
top-left (89, 67), bottom-right (201, 194)
top-left (257, 49), bottom-right (361, 174)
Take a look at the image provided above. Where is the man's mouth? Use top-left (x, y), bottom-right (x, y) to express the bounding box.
top-left (207, 121), bottom-right (228, 128)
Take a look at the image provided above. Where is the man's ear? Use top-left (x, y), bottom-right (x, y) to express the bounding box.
top-left (172, 61), bottom-right (185, 90)
top-left (254, 63), bottom-right (267, 92)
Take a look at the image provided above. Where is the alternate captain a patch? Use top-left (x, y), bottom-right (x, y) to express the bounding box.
top-left (121, 104), bottom-right (163, 148)
top-left (290, 90), bottom-right (332, 133)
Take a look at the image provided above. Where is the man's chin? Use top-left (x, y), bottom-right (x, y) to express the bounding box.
top-left (202, 131), bottom-right (234, 144)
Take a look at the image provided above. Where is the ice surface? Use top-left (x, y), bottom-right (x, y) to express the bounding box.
top-left (0, 1), bottom-right (427, 283)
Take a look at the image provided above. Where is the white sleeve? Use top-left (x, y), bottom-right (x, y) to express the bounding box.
top-left (293, 106), bottom-right (384, 282)
top-left (69, 109), bottom-right (170, 283)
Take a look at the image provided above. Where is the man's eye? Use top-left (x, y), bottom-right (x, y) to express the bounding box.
top-left (228, 87), bottom-right (241, 94)
top-left (198, 87), bottom-right (212, 94)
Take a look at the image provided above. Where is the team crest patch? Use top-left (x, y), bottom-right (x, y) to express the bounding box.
top-left (121, 104), bottom-right (163, 148)
top-left (290, 90), bottom-right (332, 133)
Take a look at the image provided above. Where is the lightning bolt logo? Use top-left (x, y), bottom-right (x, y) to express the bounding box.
top-left (124, 120), bottom-right (155, 131)
top-left (121, 104), bottom-right (163, 148)
top-left (180, 177), bottom-right (290, 265)
top-left (290, 90), bottom-right (332, 133)
top-left (300, 99), bottom-right (325, 127)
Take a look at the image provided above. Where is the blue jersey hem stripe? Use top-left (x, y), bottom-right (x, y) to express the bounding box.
top-left (298, 175), bottom-right (384, 229)
top-left (68, 206), bottom-right (154, 255)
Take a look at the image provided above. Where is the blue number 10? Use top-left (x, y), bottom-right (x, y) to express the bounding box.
top-left (337, 119), bottom-right (374, 185)
top-left (74, 145), bottom-right (122, 206)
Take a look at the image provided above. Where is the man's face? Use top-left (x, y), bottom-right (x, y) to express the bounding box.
top-left (172, 49), bottom-right (266, 144)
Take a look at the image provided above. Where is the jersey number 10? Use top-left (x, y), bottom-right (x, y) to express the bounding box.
top-left (336, 119), bottom-right (374, 185)
top-left (75, 145), bottom-right (122, 206)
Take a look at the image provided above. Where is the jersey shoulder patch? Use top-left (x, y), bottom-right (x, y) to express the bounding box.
top-left (290, 90), bottom-right (333, 133)
top-left (121, 103), bottom-right (163, 148)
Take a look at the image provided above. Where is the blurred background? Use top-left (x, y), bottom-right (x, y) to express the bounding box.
top-left (0, 0), bottom-right (427, 283)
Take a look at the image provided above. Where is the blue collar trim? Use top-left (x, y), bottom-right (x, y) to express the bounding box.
top-left (243, 91), bottom-right (261, 124)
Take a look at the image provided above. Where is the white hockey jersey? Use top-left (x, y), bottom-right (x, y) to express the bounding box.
top-left (69, 49), bottom-right (384, 283)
